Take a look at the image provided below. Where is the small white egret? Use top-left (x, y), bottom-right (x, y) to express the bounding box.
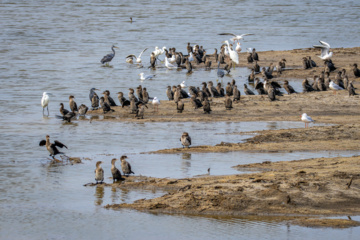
top-left (152, 97), bottom-right (160, 112)
top-left (223, 40), bottom-right (239, 64)
top-left (139, 73), bottom-right (155, 81)
top-left (41, 92), bottom-right (53, 116)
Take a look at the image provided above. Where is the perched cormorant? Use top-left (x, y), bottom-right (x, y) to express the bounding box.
top-left (91, 92), bottom-right (99, 110)
top-left (57, 103), bottom-right (75, 122)
top-left (176, 100), bottom-right (184, 113)
top-left (117, 92), bottom-right (130, 107)
top-left (100, 96), bottom-right (115, 114)
top-left (244, 84), bottom-right (255, 95)
top-left (135, 103), bottom-right (146, 119)
top-left (120, 155), bottom-right (134, 177)
top-left (39, 135), bottom-right (67, 159)
top-left (101, 45), bottom-right (119, 65)
top-left (190, 96), bottom-right (203, 109)
top-left (78, 104), bottom-right (88, 115)
top-left (103, 90), bottom-right (117, 106)
top-left (353, 63), bottom-right (360, 78)
top-left (255, 78), bottom-right (266, 95)
top-left (203, 99), bottom-right (211, 114)
top-left (95, 161), bottom-right (104, 184)
top-left (180, 132), bottom-right (191, 148)
top-left (248, 69), bottom-right (255, 82)
top-left (225, 82), bottom-right (233, 96)
top-left (283, 80), bottom-right (296, 94)
top-left (225, 94), bottom-right (233, 110)
top-left (166, 86), bottom-right (174, 100)
top-left (111, 158), bottom-right (123, 183)
top-left (69, 95), bottom-right (78, 112)
top-left (232, 85), bottom-right (241, 102)
top-left (302, 79), bottom-right (315, 93)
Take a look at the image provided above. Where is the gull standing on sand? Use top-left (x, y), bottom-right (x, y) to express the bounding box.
top-left (313, 41), bottom-right (333, 60)
top-left (139, 72), bottom-right (155, 80)
top-left (126, 48), bottom-right (148, 63)
top-left (301, 113), bottom-right (315, 128)
top-left (152, 97), bottom-right (160, 112)
top-left (218, 33), bottom-right (254, 43)
top-left (329, 80), bottom-right (344, 94)
top-left (41, 92), bottom-right (53, 116)
top-left (180, 132), bottom-right (191, 148)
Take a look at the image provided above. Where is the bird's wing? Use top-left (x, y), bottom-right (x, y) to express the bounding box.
top-left (126, 54), bottom-right (136, 59)
top-left (271, 81), bottom-right (282, 88)
top-left (188, 136), bottom-right (191, 145)
top-left (240, 33), bottom-right (254, 37)
top-left (138, 48), bottom-right (148, 58)
top-left (39, 140), bottom-right (46, 146)
top-left (54, 140), bottom-right (68, 149)
top-left (218, 33), bottom-right (237, 37)
top-left (255, 82), bottom-right (264, 89)
top-left (319, 41), bottom-right (330, 49)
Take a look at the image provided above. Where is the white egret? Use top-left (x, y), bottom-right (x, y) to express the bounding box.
top-left (223, 40), bottom-right (239, 64)
top-left (41, 92), bottom-right (53, 116)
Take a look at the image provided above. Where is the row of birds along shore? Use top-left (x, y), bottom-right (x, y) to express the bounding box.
top-left (40, 34), bottom-right (360, 183)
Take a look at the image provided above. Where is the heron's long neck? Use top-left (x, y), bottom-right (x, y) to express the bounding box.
top-left (112, 47), bottom-right (116, 55)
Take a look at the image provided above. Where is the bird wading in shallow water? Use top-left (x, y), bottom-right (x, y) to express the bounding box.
top-left (41, 92), bottom-right (53, 116)
top-left (120, 155), bottom-right (134, 177)
top-left (39, 135), bottom-right (67, 160)
top-left (100, 45), bottom-right (119, 65)
top-left (301, 113), bottom-right (315, 128)
top-left (95, 161), bottom-right (104, 184)
top-left (180, 132), bottom-right (191, 148)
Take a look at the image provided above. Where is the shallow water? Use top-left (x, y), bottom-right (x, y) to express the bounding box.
top-left (1, 0), bottom-right (360, 239)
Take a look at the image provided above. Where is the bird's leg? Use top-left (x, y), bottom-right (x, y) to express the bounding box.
top-left (43, 108), bottom-right (45, 115)
top-left (47, 106), bottom-right (49, 116)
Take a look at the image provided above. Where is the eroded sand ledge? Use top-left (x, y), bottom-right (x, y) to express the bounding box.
top-left (90, 47), bottom-right (360, 228)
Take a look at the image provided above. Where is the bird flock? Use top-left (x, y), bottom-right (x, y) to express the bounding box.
top-left (40, 28), bottom-right (360, 184)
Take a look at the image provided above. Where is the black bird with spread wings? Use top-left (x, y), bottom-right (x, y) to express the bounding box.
top-left (39, 135), bottom-right (67, 159)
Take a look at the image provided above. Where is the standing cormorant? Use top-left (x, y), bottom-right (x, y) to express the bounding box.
top-left (95, 161), bottom-right (104, 184)
top-left (120, 155), bottom-right (134, 177)
top-left (39, 135), bottom-right (67, 159)
top-left (180, 132), bottom-right (191, 148)
top-left (69, 95), bottom-right (78, 112)
top-left (111, 158), bottom-right (123, 183)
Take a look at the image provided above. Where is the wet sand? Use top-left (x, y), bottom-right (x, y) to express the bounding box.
top-left (88, 47), bottom-right (360, 227)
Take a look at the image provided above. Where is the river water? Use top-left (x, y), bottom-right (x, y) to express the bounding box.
top-left (1, 0), bottom-right (360, 239)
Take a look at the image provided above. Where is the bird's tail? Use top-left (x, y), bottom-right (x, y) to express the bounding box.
top-left (131, 171), bottom-right (134, 174)
top-left (55, 115), bottom-right (65, 120)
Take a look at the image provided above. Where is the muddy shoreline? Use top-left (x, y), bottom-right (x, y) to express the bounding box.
top-left (89, 47), bottom-right (360, 228)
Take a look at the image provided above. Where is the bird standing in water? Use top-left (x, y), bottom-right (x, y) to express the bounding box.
top-left (39, 135), bottom-right (67, 159)
top-left (95, 161), bottom-right (104, 184)
top-left (120, 155), bottom-right (134, 177)
top-left (100, 45), bottom-right (119, 65)
top-left (111, 158), bottom-right (123, 183)
top-left (41, 92), bottom-right (53, 116)
top-left (180, 132), bottom-right (192, 148)
top-left (301, 113), bottom-right (315, 128)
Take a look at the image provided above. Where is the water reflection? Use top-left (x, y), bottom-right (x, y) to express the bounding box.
top-left (94, 185), bottom-right (104, 206)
